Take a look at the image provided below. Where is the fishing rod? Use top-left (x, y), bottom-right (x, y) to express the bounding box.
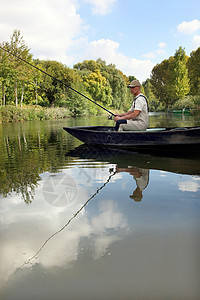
top-left (0, 46), bottom-right (115, 117)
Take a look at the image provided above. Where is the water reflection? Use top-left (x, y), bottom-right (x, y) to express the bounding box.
top-left (1, 117), bottom-right (200, 204)
top-left (67, 144), bottom-right (200, 175)
top-left (116, 167), bottom-right (149, 202)
top-left (1, 167), bottom-right (128, 288)
top-left (1, 158), bottom-right (200, 299)
top-left (0, 120), bottom-right (81, 203)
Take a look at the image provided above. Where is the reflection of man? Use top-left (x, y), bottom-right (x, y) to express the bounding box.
top-left (116, 166), bottom-right (149, 202)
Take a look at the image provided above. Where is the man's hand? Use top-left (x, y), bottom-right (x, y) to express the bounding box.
top-left (114, 115), bottom-right (123, 121)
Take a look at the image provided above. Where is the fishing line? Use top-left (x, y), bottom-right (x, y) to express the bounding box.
top-left (0, 46), bottom-right (115, 117)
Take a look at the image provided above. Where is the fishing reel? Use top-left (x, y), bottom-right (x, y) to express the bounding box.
top-left (107, 114), bottom-right (115, 120)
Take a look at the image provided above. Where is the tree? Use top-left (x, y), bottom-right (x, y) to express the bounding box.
top-left (97, 59), bottom-right (131, 110)
top-left (171, 47), bottom-right (190, 100)
top-left (0, 42), bottom-right (13, 105)
top-left (7, 30), bottom-right (33, 106)
top-left (74, 60), bottom-right (101, 72)
top-left (187, 47), bottom-right (200, 95)
top-left (150, 57), bottom-right (175, 109)
top-left (143, 79), bottom-right (161, 111)
top-left (83, 69), bottom-right (113, 106)
top-left (38, 60), bottom-right (72, 107)
top-left (65, 69), bottom-right (91, 116)
top-left (150, 47), bottom-right (190, 110)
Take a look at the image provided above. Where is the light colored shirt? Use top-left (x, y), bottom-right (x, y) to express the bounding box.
top-left (130, 93), bottom-right (149, 128)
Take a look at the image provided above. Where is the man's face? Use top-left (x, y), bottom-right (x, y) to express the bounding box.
top-left (130, 86), bottom-right (139, 95)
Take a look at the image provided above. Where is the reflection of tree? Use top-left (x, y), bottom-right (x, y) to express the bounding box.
top-left (0, 123), bottom-right (78, 203)
top-left (116, 167), bottom-right (149, 202)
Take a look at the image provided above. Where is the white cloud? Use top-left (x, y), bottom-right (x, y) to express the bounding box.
top-left (142, 51), bottom-right (156, 60)
top-left (155, 48), bottom-right (166, 55)
top-left (83, 39), bottom-right (154, 81)
top-left (142, 42), bottom-right (167, 62)
top-left (192, 35), bottom-right (200, 50)
top-left (0, 0), bottom-right (83, 64)
top-left (158, 42), bottom-right (167, 48)
top-left (177, 19), bottom-right (200, 35)
top-left (84, 0), bottom-right (117, 15)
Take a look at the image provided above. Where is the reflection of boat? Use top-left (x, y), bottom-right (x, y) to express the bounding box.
top-left (67, 144), bottom-right (200, 175)
top-left (63, 126), bottom-right (200, 152)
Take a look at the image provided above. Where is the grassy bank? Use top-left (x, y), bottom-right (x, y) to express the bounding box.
top-left (0, 106), bottom-right (72, 123)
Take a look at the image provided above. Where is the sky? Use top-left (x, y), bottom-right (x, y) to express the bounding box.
top-left (0, 0), bottom-right (200, 82)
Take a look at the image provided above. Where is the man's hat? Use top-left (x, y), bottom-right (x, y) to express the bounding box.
top-left (127, 80), bottom-right (141, 88)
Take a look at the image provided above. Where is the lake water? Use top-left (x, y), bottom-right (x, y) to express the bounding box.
top-left (0, 113), bottom-right (200, 300)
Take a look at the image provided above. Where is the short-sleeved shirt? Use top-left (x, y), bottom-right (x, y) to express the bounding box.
top-left (129, 93), bottom-right (149, 128)
top-left (134, 168), bottom-right (149, 191)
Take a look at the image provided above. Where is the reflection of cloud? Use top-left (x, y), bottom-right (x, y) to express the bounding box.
top-left (91, 200), bottom-right (128, 259)
top-left (92, 200), bottom-right (127, 231)
top-left (0, 171), bottom-right (128, 288)
top-left (178, 180), bottom-right (200, 192)
top-left (160, 171), bottom-right (168, 177)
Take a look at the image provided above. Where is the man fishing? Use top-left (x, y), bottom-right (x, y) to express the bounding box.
top-left (114, 80), bottom-right (149, 131)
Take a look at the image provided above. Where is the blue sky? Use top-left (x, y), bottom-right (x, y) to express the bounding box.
top-left (1, 0), bottom-right (200, 82)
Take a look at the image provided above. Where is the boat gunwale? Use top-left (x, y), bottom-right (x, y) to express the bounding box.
top-left (63, 125), bottom-right (200, 134)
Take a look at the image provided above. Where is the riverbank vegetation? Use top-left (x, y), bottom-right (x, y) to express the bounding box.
top-left (0, 105), bottom-right (71, 123)
top-left (0, 30), bottom-right (200, 123)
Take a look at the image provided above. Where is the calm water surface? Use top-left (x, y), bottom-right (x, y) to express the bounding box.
top-left (0, 114), bottom-right (200, 300)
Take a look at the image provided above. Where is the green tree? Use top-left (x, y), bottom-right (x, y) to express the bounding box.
top-left (0, 42), bottom-right (13, 105)
top-left (143, 79), bottom-right (161, 111)
top-left (150, 57), bottom-right (175, 109)
top-left (7, 30), bottom-right (33, 106)
top-left (128, 75), bottom-right (137, 83)
top-left (171, 47), bottom-right (190, 101)
top-left (74, 60), bottom-right (101, 72)
top-left (187, 47), bottom-right (200, 95)
top-left (38, 60), bottom-right (72, 107)
top-left (97, 59), bottom-right (131, 110)
top-left (65, 69), bottom-right (91, 116)
top-left (150, 47), bottom-right (190, 110)
top-left (74, 59), bottom-right (133, 112)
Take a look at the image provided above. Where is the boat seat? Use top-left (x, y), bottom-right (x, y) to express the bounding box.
top-left (146, 128), bottom-right (166, 132)
top-left (123, 128), bottom-right (166, 133)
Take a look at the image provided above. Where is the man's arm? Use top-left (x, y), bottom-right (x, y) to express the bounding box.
top-left (114, 110), bottom-right (140, 121)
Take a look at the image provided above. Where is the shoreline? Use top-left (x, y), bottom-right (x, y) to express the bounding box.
top-left (0, 105), bottom-right (120, 123)
top-left (0, 105), bottom-right (97, 123)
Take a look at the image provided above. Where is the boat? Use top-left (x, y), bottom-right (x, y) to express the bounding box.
top-left (63, 126), bottom-right (200, 153)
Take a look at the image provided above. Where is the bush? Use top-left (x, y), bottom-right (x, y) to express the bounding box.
top-left (0, 105), bottom-right (71, 123)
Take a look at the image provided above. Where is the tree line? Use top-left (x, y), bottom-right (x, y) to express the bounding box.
top-left (0, 30), bottom-right (200, 115)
